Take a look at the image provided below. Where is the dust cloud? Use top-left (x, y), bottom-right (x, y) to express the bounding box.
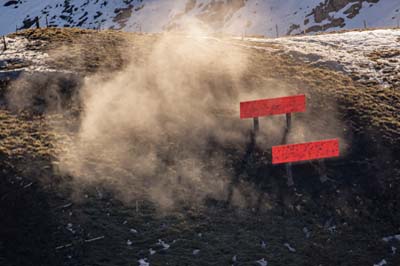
top-left (56, 29), bottom-right (259, 209)
top-left (52, 27), bottom-right (346, 209)
top-left (1, 25), bottom-right (343, 210)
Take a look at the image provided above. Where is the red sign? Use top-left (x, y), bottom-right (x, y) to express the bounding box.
top-left (272, 139), bottom-right (339, 164)
top-left (240, 95), bottom-right (306, 119)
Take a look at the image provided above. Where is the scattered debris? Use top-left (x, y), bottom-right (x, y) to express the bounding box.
top-left (373, 259), bottom-right (387, 266)
top-left (256, 258), bottom-right (268, 266)
top-left (284, 243), bottom-right (296, 253)
top-left (23, 182), bottom-right (33, 189)
top-left (54, 203), bottom-right (72, 210)
top-left (55, 243), bottom-right (73, 250)
top-left (55, 236), bottom-right (104, 250)
top-left (85, 236), bottom-right (104, 243)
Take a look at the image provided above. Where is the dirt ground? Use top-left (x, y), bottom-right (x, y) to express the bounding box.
top-left (0, 28), bottom-right (399, 266)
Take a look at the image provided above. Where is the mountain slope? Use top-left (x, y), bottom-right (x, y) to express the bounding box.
top-left (0, 27), bottom-right (400, 266)
top-left (1, 0), bottom-right (399, 36)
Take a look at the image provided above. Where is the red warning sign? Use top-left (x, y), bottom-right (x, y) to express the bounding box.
top-left (240, 95), bottom-right (306, 119)
top-left (272, 139), bottom-right (339, 164)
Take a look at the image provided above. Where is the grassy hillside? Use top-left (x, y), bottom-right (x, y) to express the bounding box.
top-left (0, 28), bottom-right (399, 266)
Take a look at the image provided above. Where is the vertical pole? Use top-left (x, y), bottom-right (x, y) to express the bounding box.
top-left (253, 117), bottom-right (259, 134)
top-left (35, 16), bottom-right (40, 29)
top-left (2, 36), bottom-right (6, 51)
top-left (285, 113), bottom-right (294, 186)
top-left (363, 20), bottom-right (367, 29)
top-left (46, 15), bottom-right (49, 28)
top-left (275, 24), bottom-right (279, 38)
top-left (286, 113), bottom-right (292, 131)
top-left (318, 159), bottom-right (328, 183)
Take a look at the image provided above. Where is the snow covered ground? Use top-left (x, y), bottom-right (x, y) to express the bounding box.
top-left (239, 29), bottom-right (400, 88)
top-left (0, 35), bottom-right (70, 81)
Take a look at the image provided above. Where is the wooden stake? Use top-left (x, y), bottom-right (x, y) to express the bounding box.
top-left (275, 24), bottom-right (279, 38)
top-left (46, 15), bottom-right (49, 28)
top-left (35, 16), bottom-right (40, 29)
top-left (2, 36), bottom-right (6, 51)
top-left (363, 20), bottom-right (367, 29)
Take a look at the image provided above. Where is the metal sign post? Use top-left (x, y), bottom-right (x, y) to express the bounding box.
top-left (285, 113), bottom-right (294, 186)
top-left (240, 94), bottom-right (306, 186)
top-left (240, 93), bottom-right (340, 187)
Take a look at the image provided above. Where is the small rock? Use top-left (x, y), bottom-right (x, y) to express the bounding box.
top-left (193, 249), bottom-right (200, 255)
top-left (127, 240), bottom-right (133, 246)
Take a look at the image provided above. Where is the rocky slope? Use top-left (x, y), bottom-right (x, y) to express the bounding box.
top-left (0, 0), bottom-right (399, 36)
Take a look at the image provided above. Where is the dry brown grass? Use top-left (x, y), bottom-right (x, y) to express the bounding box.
top-left (2, 27), bottom-right (399, 162)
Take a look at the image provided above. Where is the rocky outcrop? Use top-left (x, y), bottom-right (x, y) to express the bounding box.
top-left (310, 0), bottom-right (379, 23)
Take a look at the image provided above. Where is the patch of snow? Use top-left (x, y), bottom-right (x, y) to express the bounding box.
top-left (192, 249), bottom-right (200, 255)
top-left (241, 29), bottom-right (400, 88)
top-left (382, 234), bottom-right (400, 242)
top-left (303, 227), bottom-right (311, 238)
top-left (261, 240), bottom-right (267, 249)
top-left (157, 239), bottom-right (170, 250)
top-left (256, 258), bottom-right (268, 266)
top-left (138, 258), bottom-right (150, 266)
top-left (373, 259), bottom-right (387, 266)
top-left (0, 36), bottom-right (72, 77)
top-left (284, 242), bottom-right (296, 252)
